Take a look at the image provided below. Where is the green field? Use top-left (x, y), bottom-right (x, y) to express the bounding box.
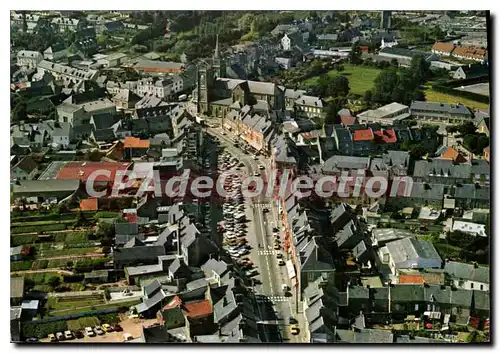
top-left (424, 88), bottom-right (490, 110)
top-left (305, 64), bottom-right (382, 96)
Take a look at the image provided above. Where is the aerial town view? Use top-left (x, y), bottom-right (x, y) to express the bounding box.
top-left (10, 10), bottom-right (490, 344)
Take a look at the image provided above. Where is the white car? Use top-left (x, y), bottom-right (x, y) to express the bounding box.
top-left (259, 165), bottom-right (265, 170)
top-left (85, 327), bottom-right (95, 337)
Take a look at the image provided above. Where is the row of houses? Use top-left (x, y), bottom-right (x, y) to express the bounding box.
top-left (432, 42), bottom-right (488, 62)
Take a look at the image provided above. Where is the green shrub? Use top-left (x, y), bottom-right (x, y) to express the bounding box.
top-left (32, 260), bottom-right (49, 270)
top-left (11, 223), bottom-right (66, 234)
top-left (11, 234), bottom-right (38, 246)
top-left (11, 260), bottom-right (33, 271)
top-left (22, 321), bottom-right (68, 339)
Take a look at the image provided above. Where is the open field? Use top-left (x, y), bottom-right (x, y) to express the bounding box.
top-left (305, 64), bottom-right (382, 96)
top-left (425, 88), bottom-right (490, 110)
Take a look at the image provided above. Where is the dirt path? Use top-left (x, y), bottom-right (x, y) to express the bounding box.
top-left (38, 253), bottom-right (105, 261)
top-left (11, 268), bottom-right (74, 275)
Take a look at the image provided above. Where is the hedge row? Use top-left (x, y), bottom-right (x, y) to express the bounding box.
top-left (12, 211), bottom-right (98, 223)
top-left (94, 211), bottom-right (120, 219)
top-left (11, 219), bottom-right (75, 227)
top-left (11, 223), bottom-right (67, 234)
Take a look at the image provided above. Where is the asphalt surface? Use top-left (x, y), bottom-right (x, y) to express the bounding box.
top-left (207, 126), bottom-right (305, 343)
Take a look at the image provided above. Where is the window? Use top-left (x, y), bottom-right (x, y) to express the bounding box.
top-left (415, 304), bottom-right (419, 311)
top-left (480, 284), bottom-right (484, 290)
top-left (470, 283), bottom-right (474, 289)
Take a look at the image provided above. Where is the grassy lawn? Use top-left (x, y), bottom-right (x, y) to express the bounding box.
top-left (305, 64), bottom-right (382, 96)
top-left (48, 296), bottom-right (105, 311)
top-left (425, 88), bottom-right (490, 110)
top-left (47, 299), bottom-right (141, 317)
top-left (39, 247), bottom-right (100, 258)
top-left (434, 242), bottom-right (462, 259)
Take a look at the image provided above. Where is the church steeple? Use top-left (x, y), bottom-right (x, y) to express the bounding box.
top-left (214, 34), bottom-right (220, 59)
top-left (213, 34), bottom-right (225, 79)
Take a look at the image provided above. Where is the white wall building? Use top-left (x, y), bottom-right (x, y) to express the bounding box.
top-left (135, 76), bottom-right (183, 99)
top-left (17, 50), bottom-right (43, 69)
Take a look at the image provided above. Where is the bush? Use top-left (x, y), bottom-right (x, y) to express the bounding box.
top-left (32, 260), bottom-right (49, 270)
top-left (11, 260), bottom-right (33, 271)
top-left (22, 321), bottom-right (68, 339)
top-left (63, 274), bottom-right (85, 283)
top-left (11, 234), bottom-right (38, 246)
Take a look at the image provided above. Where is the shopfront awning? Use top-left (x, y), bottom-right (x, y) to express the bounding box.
top-left (286, 260), bottom-right (296, 279)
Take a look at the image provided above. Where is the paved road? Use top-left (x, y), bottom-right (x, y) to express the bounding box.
top-left (207, 126), bottom-right (303, 343)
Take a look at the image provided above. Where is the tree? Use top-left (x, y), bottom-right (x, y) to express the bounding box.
top-left (390, 58), bottom-right (399, 68)
top-left (410, 55), bottom-right (431, 84)
top-left (349, 42), bottom-right (362, 65)
top-left (324, 98), bottom-right (346, 124)
top-left (47, 276), bottom-right (61, 289)
top-left (363, 90), bottom-right (373, 104)
top-left (74, 210), bottom-right (86, 227)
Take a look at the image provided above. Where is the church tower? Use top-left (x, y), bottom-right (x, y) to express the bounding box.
top-left (193, 61), bottom-right (214, 115)
top-left (213, 34), bottom-right (226, 79)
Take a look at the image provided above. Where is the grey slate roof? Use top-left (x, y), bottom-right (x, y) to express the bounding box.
top-left (413, 159), bottom-right (471, 179)
top-left (386, 237), bottom-right (441, 264)
top-left (444, 261), bottom-right (489, 283)
top-left (409, 182), bottom-right (445, 200)
top-left (473, 290), bottom-right (489, 311)
top-left (323, 155), bottom-right (370, 173)
top-left (113, 245), bottom-right (165, 263)
top-left (410, 101), bottom-right (472, 116)
top-left (115, 222), bottom-right (139, 236)
top-left (13, 179), bottom-right (80, 194)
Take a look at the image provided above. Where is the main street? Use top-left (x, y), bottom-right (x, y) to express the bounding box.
top-left (206, 125), bottom-right (304, 343)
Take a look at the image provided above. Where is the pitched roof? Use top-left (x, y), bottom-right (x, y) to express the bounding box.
top-left (123, 136), bottom-right (150, 149)
top-left (386, 237), bottom-right (442, 264)
top-left (79, 198), bottom-right (98, 211)
top-left (13, 156), bottom-right (38, 174)
top-left (399, 274), bottom-right (424, 284)
top-left (432, 42), bottom-right (456, 53)
top-left (182, 299), bottom-right (213, 319)
top-left (444, 261), bottom-right (489, 283)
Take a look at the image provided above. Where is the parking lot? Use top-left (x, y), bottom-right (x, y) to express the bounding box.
top-left (39, 317), bottom-right (158, 343)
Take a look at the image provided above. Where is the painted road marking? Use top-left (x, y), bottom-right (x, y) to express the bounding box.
top-left (257, 250), bottom-right (278, 255)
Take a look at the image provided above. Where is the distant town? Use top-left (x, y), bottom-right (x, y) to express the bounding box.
top-left (10, 10), bottom-right (490, 344)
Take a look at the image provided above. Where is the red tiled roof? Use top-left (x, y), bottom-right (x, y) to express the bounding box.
top-left (340, 116), bottom-right (356, 126)
top-left (80, 198), bottom-right (99, 211)
top-left (432, 41), bottom-right (455, 53)
top-left (124, 137), bottom-right (150, 149)
top-left (164, 295), bottom-right (182, 310)
top-left (56, 161), bottom-right (131, 183)
top-left (399, 275), bottom-right (424, 284)
top-left (374, 129), bottom-right (397, 143)
top-left (353, 129), bottom-right (374, 142)
top-left (182, 299), bottom-right (212, 319)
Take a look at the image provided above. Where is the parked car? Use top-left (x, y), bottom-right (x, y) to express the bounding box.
top-left (85, 327), bottom-right (95, 337)
top-left (290, 325), bottom-right (300, 335)
top-left (64, 331), bottom-right (73, 340)
top-left (56, 332), bottom-right (64, 341)
top-left (278, 259), bottom-right (285, 266)
top-left (25, 337), bottom-right (39, 343)
top-left (112, 324), bottom-right (123, 332)
top-left (102, 324), bottom-right (113, 333)
top-left (48, 334), bottom-right (56, 342)
top-left (74, 330), bottom-right (84, 339)
top-left (94, 326), bottom-right (105, 335)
